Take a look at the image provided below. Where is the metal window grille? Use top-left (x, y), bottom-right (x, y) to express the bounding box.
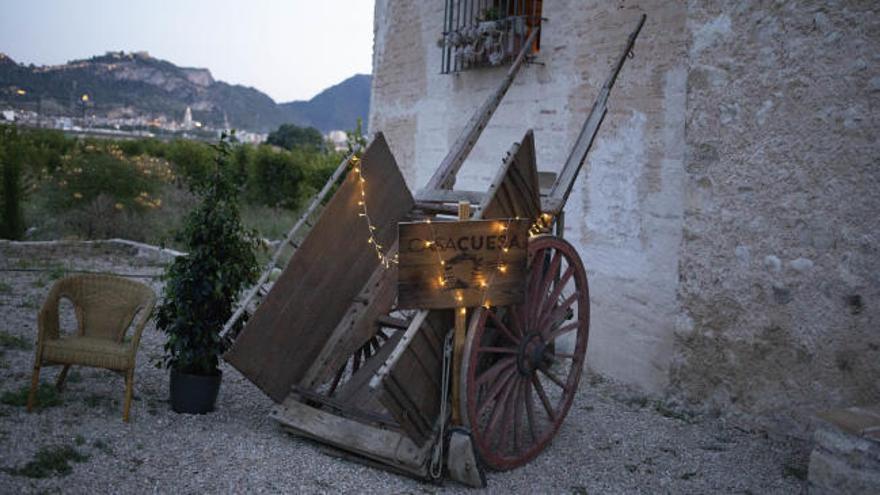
top-left (440, 0), bottom-right (543, 74)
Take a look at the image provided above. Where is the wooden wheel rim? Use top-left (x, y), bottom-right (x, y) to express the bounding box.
top-left (462, 235), bottom-right (590, 470)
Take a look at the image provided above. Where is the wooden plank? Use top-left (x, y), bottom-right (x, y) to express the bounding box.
top-left (333, 329), bottom-right (404, 414)
top-left (538, 171), bottom-right (557, 197)
top-left (480, 130), bottom-right (542, 222)
top-left (414, 189), bottom-right (487, 204)
top-left (376, 315), bottom-right (410, 330)
top-left (299, 242), bottom-right (400, 390)
top-left (225, 133), bottom-right (414, 402)
top-left (289, 385), bottom-right (399, 431)
top-left (397, 219), bottom-right (530, 309)
top-left (271, 399), bottom-right (432, 478)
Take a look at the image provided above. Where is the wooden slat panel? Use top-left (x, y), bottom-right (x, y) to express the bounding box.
top-left (225, 133), bottom-right (414, 402)
top-left (480, 130), bottom-right (542, 222)
top-left (370, 310), bottom-right (451, 445)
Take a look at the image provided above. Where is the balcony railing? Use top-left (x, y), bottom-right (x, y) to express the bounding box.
top-left (440, 0), bottom-right (543, 74)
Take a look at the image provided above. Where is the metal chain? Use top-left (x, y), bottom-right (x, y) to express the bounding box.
top-left (430, 331), bottom-right (454, 480)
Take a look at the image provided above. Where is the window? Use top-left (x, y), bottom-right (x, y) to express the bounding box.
top-left (440, 0), bottom-right (543, 74)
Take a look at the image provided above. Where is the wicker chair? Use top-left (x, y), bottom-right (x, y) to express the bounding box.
top-left (27, 274), bottom-right (156, 422)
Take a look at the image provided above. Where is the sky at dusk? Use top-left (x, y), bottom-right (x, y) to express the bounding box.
top-left (0, 0), bottom-right (375, 102)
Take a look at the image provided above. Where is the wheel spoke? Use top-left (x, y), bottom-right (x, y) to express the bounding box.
top-left (526, 248), bottom-right (547, 309)
top-left (539, 367), bottom-right (568, 391)
top-left (546, 321), bottom-right (580, 342)
top-left (524, 376), bottom-right (538, 442)
top-left (513, 378), bottom-right (524, 452)
top-left (475, 356), bottom-right (516, 386)
top-left (478, 346), bottom-right (517, 355)
top-left (486, 375), bottom-right (518, 449)
top-left (488, 309), bottom-right (520, 345)
top-left (538, 264), bottom-right (575, 328)
top-left (538, 291), bottom-right (578, 333)
top-left (530, 250), bottom-right (562, 330)
top-left (477, 366), bottom-right (517, 417)
top-left (532, 374), bottom-right (556, 420)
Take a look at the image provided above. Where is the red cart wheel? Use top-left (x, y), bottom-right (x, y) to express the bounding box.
top-left (461, 235), bottom-right (590, 470)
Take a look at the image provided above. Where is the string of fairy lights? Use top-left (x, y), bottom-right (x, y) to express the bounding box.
top-left (350, 152), bottom-right (555, 309)
top-left (350, 153), bottom-right (399, 268)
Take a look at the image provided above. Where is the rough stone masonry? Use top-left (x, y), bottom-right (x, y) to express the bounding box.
top-left (368, 0), bottom-right (880, 438)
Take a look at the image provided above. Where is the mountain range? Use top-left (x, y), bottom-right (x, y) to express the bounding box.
top-left (0, 51), bottom-right (371, 133)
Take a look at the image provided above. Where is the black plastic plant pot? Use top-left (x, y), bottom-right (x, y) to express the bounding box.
top-left (169, 369), bottom-right (222, 414)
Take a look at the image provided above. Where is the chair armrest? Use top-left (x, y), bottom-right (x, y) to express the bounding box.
top-left (37, 283), bottom-right (63, 350)
top-left (126, 295), bottom-right (156, 362)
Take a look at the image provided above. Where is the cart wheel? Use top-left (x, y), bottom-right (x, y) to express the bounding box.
top-left (462, 235), bottom-right (590, 470)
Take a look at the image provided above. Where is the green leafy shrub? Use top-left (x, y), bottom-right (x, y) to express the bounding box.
top-left (155, 135), bottom-right (259, 375)
top-left (6, 445), bottom-right (89, 478)
top-left (248, 145), bottom-right (304, 209)
top-left (0, 331), bottom-right (32, 351)
top-left (40, 143), bottom-right (174, 239)
top-left (167, 139), bottom-right (214, 185)
top-left (1, 383), bottom-right (61, 409)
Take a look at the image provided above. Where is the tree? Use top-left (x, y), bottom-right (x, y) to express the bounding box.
top-left (266, 123), bottom-right (325, 151)
top-left (0, 126), bottom-right (29, 239)
top-left (155, 134), bottom-right (259, 376)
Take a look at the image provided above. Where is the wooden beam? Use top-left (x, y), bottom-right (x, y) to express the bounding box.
top-left (271, 399), bottom-right (432, 479)
top-left (414, 189), bottom-right (487, 204)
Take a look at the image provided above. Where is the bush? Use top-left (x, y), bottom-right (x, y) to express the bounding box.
top-left (166, 139), bottom-right (214, 185)
top-left (155, 135), bottom-right (259, 375)
top-left (36, 143), bottom-right (174, 240)
top-left (266, 123), bottom-right (324, 151)
top-left (248, 145), bottom-right (304, 209)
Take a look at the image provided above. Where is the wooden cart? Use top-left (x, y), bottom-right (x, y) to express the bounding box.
top-left (222, 15), bottom-right (645, 485)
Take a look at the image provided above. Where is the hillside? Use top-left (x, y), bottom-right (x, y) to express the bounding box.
top-left (0, 51), bottom-right (370, 133)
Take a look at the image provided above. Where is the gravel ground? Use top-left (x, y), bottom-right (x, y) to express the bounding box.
top-left (0, 243), bottom-right (811, 494)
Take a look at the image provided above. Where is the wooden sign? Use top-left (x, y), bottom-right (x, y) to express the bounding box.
top-left (398, 219), bottom-right (530, 309)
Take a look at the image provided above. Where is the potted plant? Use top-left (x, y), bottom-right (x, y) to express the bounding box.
top-left (155, 133), bottom-right (259, 414)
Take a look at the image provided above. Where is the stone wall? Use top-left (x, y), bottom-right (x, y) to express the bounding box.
top-left (369, 0), bottom-right (880, 436)
top-left (672, 1), bottom-right (880, 436)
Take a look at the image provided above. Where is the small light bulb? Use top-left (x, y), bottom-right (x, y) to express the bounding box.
top-left (498, 264), bottom-right (507, 273)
